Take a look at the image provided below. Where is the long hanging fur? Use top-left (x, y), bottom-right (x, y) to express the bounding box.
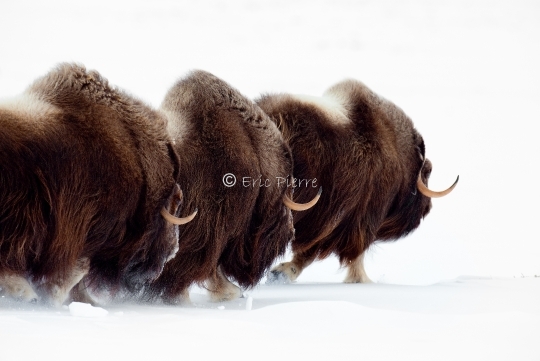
top-left (0, 63), bottom-right (182, 305)
top-left (145, 70), bottom-right (295, 302)
top-left (256, 79), bottom-right (434, 278)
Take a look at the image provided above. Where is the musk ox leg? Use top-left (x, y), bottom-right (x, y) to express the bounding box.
top-left (344, 251), bottom-right (372, 283)
top-left (46, 258), bottom-right (90, 307)
top-left (206, 266), bottom-right (242, 302)
top-left (68, 279), bottom-right (97, 306)
top-left (178, 288), bottom-right (191, 305)
top-left (267, 252), bottom-right (316, 284)
top-left (160, 287), bottom-right (192, 305)
top-left (0, 273), bottom-right (39, 303)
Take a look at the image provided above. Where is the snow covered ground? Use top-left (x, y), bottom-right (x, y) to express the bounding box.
top-left (1, 0), bottom-right (540, 360)
top-left (1, 277), bottom-right (539, 360)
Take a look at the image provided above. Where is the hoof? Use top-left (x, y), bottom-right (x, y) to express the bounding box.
top-left (162, 289), bottom-right (192, 306)
top-left (266, 262), bottom-right (299, 284)
top-left (343, 275), bottom-right (373, 284)
top-left (209, 283), bottom-right (242, 302)
top-left (206, 266), bottom-right (243, 302)
top-left (0, 275), bottom-right (40, 303)
top-left (266, 270), bottom-right (292, 285)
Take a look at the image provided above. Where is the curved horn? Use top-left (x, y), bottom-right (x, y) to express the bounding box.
top-left (161, 208), bottom-right (198, 225)
top-left (283, 187), bottom-right (322, 211)
top-left (417, 174), bottom-right (459, 198)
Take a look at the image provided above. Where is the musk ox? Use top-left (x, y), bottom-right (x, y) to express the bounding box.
top-left (0, 63), bottom-right (195, 306)
top-left (257, 79), bottom-right (458, 284)
top-left (144, 70), bottom-right (320, 303)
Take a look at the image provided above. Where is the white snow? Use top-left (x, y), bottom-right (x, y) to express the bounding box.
top-left (1, 278), bottom-right (539, 360)
top-left (245, 295), bottom-right (253, 311)
top-left (68, 302), bottom-right (109, 318)
top-left (1, 0), bottom-right (540, 360)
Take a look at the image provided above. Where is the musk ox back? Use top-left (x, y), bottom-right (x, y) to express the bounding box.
top-left (145, 70), bottom-right (319, 303)
top-left (0, 63), bottom-right (187, 306)
top-left (257, 79), bottom-right (458, 284)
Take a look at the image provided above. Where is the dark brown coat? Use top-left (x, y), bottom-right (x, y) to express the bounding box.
top-left (145, 70), bottom-right (296, 303)
top-left (256, 79), bottom-right (456, 282)
top-left (0, 63), bottom-right (182, 305)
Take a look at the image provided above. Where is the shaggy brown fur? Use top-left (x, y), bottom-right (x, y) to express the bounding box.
top-left (257, 79), bottom-right (442, 282)
top-left (0, 63), bottom-right (182, 306)
top-left (145, 70), bottom-right (296, 303)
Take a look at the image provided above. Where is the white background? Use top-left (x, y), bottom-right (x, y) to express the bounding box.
top-left (1, 1), bottom-right (539, 360)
